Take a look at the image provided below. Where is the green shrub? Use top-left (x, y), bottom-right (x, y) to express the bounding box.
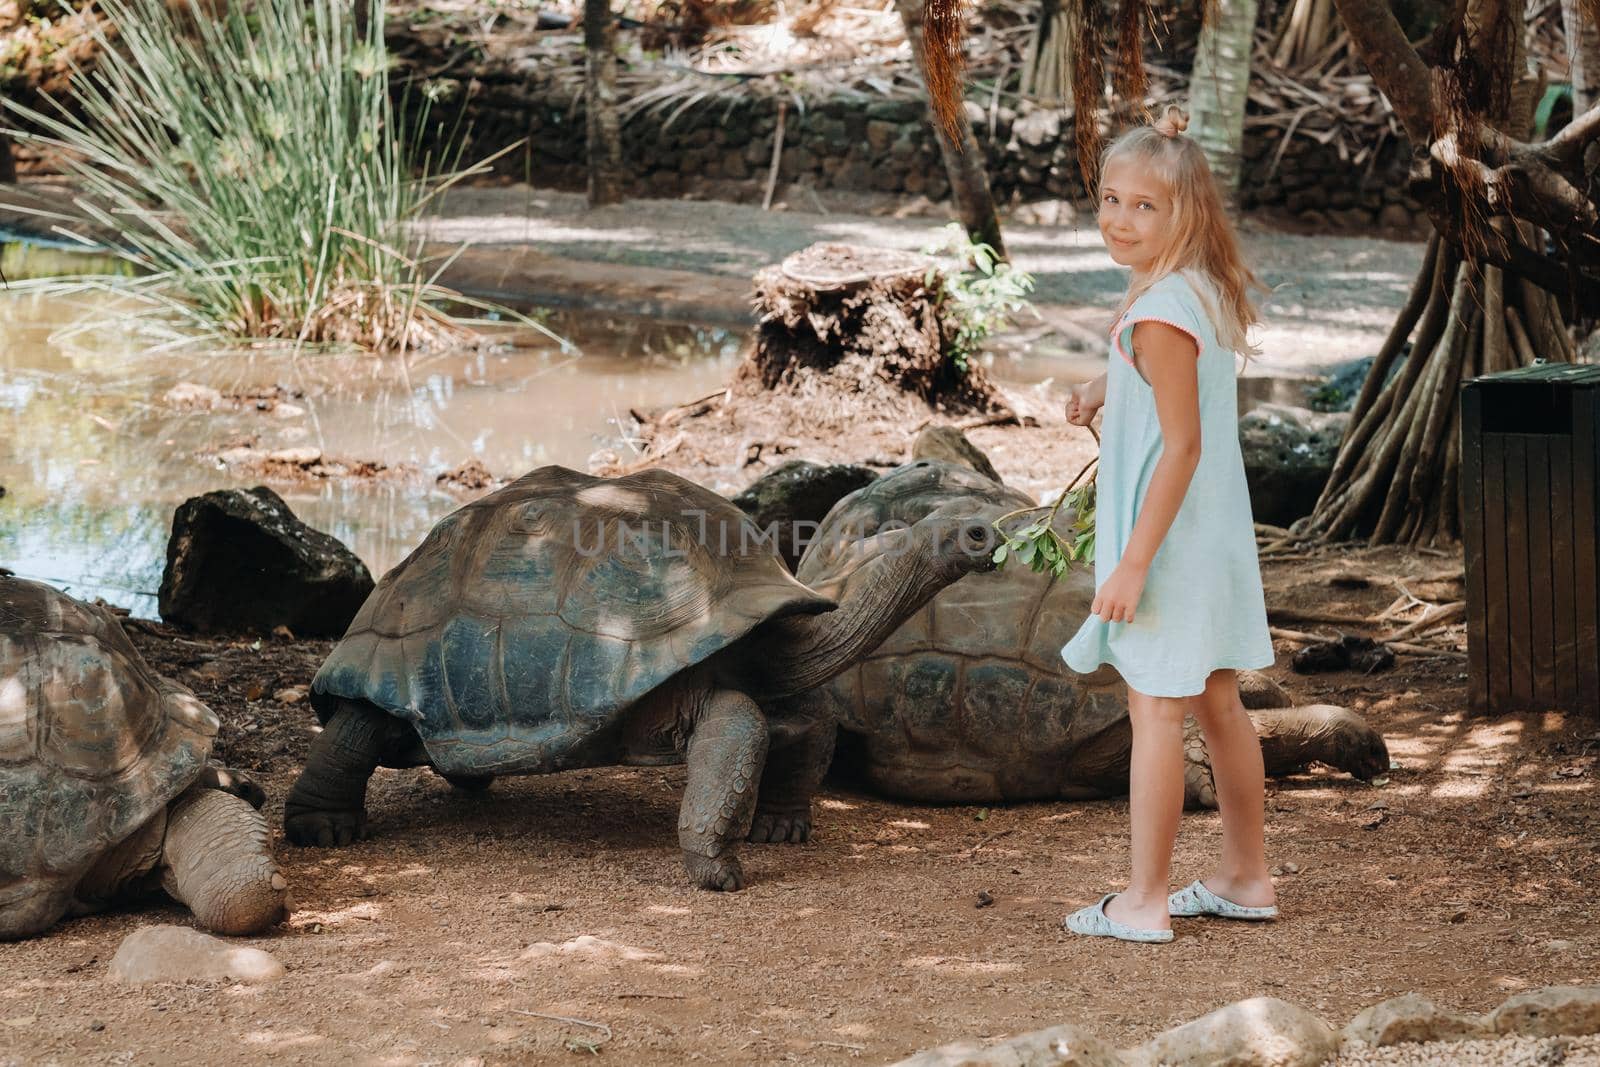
top-left (4, 0), bottom-right (514, 350)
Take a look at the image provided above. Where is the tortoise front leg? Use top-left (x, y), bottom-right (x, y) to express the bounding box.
top-left (679, 691), bottom-right (768, 891)
top-left (748, 697), bottom-right (835, 844)
top-left (285, 700), bottom-right (414, 847)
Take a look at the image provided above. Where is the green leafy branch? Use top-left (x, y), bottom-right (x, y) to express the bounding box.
top-left (921, 222), bottom-right (1036, 374)
top-left (992, 426), bottom-right (1099, 578)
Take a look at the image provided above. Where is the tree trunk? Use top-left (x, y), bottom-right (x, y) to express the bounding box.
top-left (896, 0), bottom-right (1007, 259)
top-left (1020, 0), bottom-right (1070, 104)
top-left (1563, 0), bottom-right (1600, 114)
top-left (584, 0), bottom-right (624, 208)
top-left (1304, 0), bottom-right (1554, 547)
top-left (1189, 0), bottom-right (1260, 207)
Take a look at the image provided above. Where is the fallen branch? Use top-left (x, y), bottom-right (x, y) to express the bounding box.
top-left (1269, 624), bottom-right (1466, 659)
top-left (1381, 600), bottom-right (1465, 641)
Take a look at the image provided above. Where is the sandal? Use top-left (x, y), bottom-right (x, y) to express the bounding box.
top-left (1062, 893), bottom-right (1174, 943)
top-left (1168, 880), bottom-right (1279, 921)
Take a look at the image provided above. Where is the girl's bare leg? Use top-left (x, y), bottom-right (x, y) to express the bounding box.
top-left (1190, 669), bottom-right (1276, 907)
top-left (1102, 687), bottom-right (1188, 931)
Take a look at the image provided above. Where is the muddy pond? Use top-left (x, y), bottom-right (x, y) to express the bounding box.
top-left (0, 288), bottom-right (1316, 619)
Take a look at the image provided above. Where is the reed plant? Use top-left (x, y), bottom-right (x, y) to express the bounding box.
top-left (4, 0), bottom-right (514, 351)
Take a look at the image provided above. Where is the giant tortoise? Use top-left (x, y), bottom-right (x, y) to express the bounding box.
top-left (284, 465), bottom-right (998, 890)
top-left (0, 577), bottom-right (289, 939)
top-left (791, 460), bottom-right (1390, 805)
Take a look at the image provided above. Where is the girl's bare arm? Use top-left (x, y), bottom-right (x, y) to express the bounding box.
top-left (1090, 321), bottom-right (1202, 623)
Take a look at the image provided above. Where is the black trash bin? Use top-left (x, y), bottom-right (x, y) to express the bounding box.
top-left (1461, 364), bottom-right (1600, 715)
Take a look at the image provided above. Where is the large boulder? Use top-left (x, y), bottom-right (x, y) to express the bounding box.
top-left (108, 925), bottom-right (285, 984)
top-left (731, 460), bottom-right (878, 571)
top-left (1238, 404), bottom-right (1350, 528)
top-left (893, 1024), bottom-right (1126, 1067)
top-left (1126, 997), bottom-right (1339, 1067)
top-left (1490, 986), bottom-right (1600, 1038)
top-left (159, 486), bottom-right (373, 636)
top-left (1342, 994), bottom-right (1490, 1047)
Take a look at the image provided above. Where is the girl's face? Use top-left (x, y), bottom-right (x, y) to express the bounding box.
top-left (1098, 157), bottom-right (1175, 276)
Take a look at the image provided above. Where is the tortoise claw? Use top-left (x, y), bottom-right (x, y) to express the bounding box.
top-left (683, 852), bottom-right (746, 891)
top-left (285, 809), bottom-right (367, 848)
top-left (748, 810), bottom-right (811, 844)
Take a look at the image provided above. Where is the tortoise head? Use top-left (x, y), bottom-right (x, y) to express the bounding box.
top-left (911, 501), bottom-right (1003, 583)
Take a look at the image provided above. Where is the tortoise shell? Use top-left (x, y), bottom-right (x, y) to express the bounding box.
top-left (0, 578), bottom-right (217, 934)
top-left (795, 460), bottom-right (1130, 802)
top-left (310, 466), bottom-right (834, 775)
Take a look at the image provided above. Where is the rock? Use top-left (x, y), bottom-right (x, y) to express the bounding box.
top-left (1309, 353), bottom-right (1407, 414)
top-left (1238, 404), bottom-right (1349, 527)
top-left (866, 120), bottom-right (898, 154)
top-left (1378, 203), bottom-right (1413, 233)
top-left (1490, 986), bottom-right (1600, 1038)
top-left (1237, 671), bottom-right (1291, 709)
top-left (731, 460), bottom-right (878, 572)
top-left (1126, 997), bottom-right (1338, 1067)
top-left (159, 485), bottom-right (374, 636)
top-left (163, 382), bottom-right (222, 411)
top-left (893, 1024), bottom-right (1126, 1066)
top-left (911, 425), bottom-right (1003, 484)
top-left (1342, 994), bottom-right (1490, 1047)
top-left (1010, 108), bottom-right (1062, 151)
top-left (108, 925), bottom-right (284, 984)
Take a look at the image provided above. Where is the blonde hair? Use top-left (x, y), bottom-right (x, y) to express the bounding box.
top-left (1100, 106), bottom-right (1266, 358)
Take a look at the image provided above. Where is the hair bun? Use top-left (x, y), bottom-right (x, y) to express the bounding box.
top-left (1154, 105), bottom-right (1189, 138)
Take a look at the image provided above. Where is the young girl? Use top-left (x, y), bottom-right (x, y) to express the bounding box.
top-left (1060, 106), bottom-right (1279, 943)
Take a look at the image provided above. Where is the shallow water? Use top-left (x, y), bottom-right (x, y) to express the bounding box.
top-left (0, 293), bottom-right (748, 617)
top-left (0, 291), bottom-right (1312, 620)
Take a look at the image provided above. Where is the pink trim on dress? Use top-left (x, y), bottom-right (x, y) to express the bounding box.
top-left (1113, 316), bottom-right (1203, 369)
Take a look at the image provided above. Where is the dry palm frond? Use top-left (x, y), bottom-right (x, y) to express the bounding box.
top-left (1070, 0), bottom-right (1107, 191)
top-left (1112, 0), bottom-right (1150, 126)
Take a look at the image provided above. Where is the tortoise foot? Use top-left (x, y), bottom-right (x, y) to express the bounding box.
top-left (284, 808), bottom-right (367, 848)
top-left (683, 852), bottom-right (746, 891)
top-left (441, 772), bottom-right (493, 793)
top-left (748, 809), bottom-right (811, 844)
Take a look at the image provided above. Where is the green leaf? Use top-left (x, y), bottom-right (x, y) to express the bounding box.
top-left (993, 543), bottom-right (1009, 565)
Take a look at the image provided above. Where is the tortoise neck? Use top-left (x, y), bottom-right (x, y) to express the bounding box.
top-left (737, 544), bottom-right (948, 701)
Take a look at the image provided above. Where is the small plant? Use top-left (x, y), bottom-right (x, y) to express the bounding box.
top-left (922, 222), bottom-right (1036, 374)
top-left (991, 434), bottom-right (1098, 578)
top-left (3, 0), bottom-right (541, 351)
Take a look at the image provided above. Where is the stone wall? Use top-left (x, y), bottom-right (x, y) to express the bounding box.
top-left (417, 57), bottom-right (1426, 234)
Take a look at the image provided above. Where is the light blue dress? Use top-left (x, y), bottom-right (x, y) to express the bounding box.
top-left (1061, 270), bottom-right (1275, 698)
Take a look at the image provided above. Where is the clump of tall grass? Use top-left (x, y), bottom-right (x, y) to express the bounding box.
top-left (4, 0), bottom-right (510, 351)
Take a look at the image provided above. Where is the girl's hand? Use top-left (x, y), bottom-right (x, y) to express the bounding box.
top-left (1065, 374), bottom-right (1107, 427)
top-left (1091, 561), bottom-right (1147, 623)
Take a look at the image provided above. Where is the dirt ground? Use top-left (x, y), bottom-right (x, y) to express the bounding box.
top-left (3, 522), bottom-right (1598, 1066)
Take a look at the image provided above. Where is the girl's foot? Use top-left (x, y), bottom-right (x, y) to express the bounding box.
top-left (1102, 889), bottom-right (1173, 932)
top-left (1197, 873), bottom-right (1276, 909)
top-left (1169, 879), bottom-right (1279, 921)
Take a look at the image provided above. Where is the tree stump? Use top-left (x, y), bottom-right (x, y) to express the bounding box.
top-left (736, 242), bottom-right (1012, 418)
top-left (605, 243), bottom-right (1022, 486)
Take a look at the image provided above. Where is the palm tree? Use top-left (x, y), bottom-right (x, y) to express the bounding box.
top-left (896, 0), bottom-right (1006, 259)
top-left (1564, 0), bottom-right (1599, 114)
top-left (585, 0), bottom-right (625, 207)
top-left (1188, 0), bottom-right (1260, 208)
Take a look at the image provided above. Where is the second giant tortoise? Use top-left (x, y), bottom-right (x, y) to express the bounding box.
top-left (791, 460), bottom-right (1390, 805)
top-left (285, 465), bottom-right (998, 889)
top-left (0, 577), bottom-right (289, 940)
